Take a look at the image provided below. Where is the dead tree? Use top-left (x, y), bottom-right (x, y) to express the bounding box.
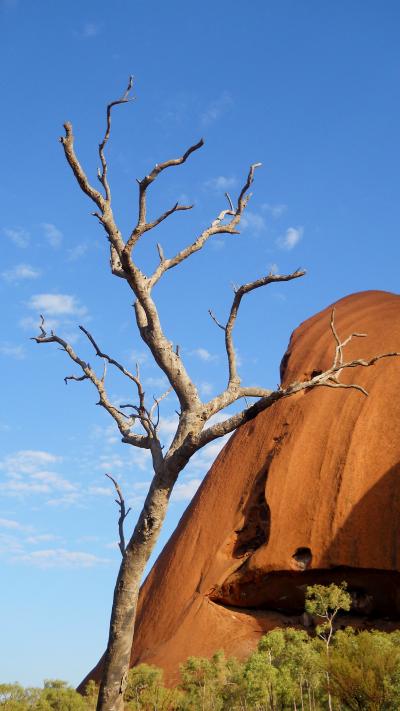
top-left (32, 78), bottom-right (398, 711)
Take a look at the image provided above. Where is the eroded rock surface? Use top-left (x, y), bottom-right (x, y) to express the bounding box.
top-left (84, 290), bottom-right (400, 686)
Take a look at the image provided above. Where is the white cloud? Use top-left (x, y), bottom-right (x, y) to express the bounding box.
top-left (31, 471), bottom-right (76, 491)
top-left (268, 263), bottom-right (279, 275)
top-left (199, 381), bottom-right (213, 396)
top-left (28, 293), bottom-right (87, 316)
top-left (132, 480), bottom-right (151, 491)
top-left (201, 91), bottom-right (233, 126)
top-left (0, 450), bottom-right (60, 475)
top-left (210, 239), bottom-right (226, 251)
top-left (261, 203), bottom-right (287, 219)
top-left (171, 478), bottom-right (202, 502)
top-left (204, 176), bottom-right (237, 192)
top-left (158, 414), bottom-right (179, 437)
top-left (91, 424), bottom-right (119, 446)
top-left (190, 347), bottom-right (218, 362)
top-left (67, 243), bottom-right (88, 261)
top-left (0, 450), bottom-right (79, 502)
top-left (0, 533), bottom-right (24, 555)
top-left (189, 437), bottom-right (230, 473)
top-left (13, 548), bottom-right (110, 568)
top-left (82, 22), bottom-right (101, 38)
top-left (19, 315), bottom-right (59, 332)
top-left (187, 412), bottom-right (232, 473)
top-left (25, 534), bottom-right (58, 544)
top-left (0, 343), bottom-right (25, 359)
top-left (76, 535), bottom-right (100, 543)
top-left (2, 480), bottom-right (52, 494)
top-left (277, 226), bottom-right (303, 250)
top-left (129, 349), bottom-right (148, 365)
top-left (46, 492), bottom-right (82, 507)
top-left (41, 223), bottom-right (63, 248)
top-left (241, 211), bottom-right (266, 233)
top-left (97, 454), bottom-right (125, 471)
top-left (144, 375), bottom-right (170, 389)
top-left (2, 263), bottom-right (41, 283)
top-left (88, 486), bottom-right (112, 496)
top-left (129, 448), bottom-right (151, 472)
top-left (0, 518), bottom-right (30, 531)
top-left (3, 227), bottom-right (30, 248)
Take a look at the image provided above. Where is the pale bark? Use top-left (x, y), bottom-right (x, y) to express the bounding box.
top-left (32, 79), bottom-right (399, 711)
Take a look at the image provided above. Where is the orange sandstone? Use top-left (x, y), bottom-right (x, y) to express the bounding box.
top-left (83, 290), bottom-right (400, 686)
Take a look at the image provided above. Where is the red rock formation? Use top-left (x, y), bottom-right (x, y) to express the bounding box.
top-left (84, 290), bottom-right (400, 686)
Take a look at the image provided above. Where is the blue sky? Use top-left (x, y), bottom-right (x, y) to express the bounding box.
top-left (1, 0), bottom-right (400, 688)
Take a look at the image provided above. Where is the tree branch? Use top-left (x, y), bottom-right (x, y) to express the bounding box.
top-left (60, 81), bottom-right (135, 285)
top-left (198, 311), bottom-right (400, 448)
top-left (31, 320), bottom-right (149, 449)
top-left (79, 325), bottom-right (145, 410)
top-left (105, 473), bottom-right (131, 557)
top-left (98, 76), bottom-right (134, 202)
top-left (123, 139), bottom-right (204, 255)
top-left (224, 269), bottom-right (306, 387)
top-left (204, 269), bottom-right (306, 416)
top-left (148, 164), bottom-right (262, 288)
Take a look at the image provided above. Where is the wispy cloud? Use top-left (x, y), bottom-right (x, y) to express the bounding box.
top-left (201, 91), bottom-right (233, 126)
top-left (88, 486), bottom-right (112, 497)
top-left (19, 315), bottom-right (59, 333)
top-left (0, 450), bottom-right (78, 500)
top-left (261, 203), bottom-right (287, 219)
top-left (210, 239), bottom-right (226, 251)
top-left (277, 226), bottom-right (303, 250)
top-left (46, 492), bottom-right (81, 507)
top-left (171, 478), bottom-right (202, 502)
top-left (158, 414), bottom-right (179, 438)
top-left (31, 471), bottom-right (75, 491)
top-left (129, 349), bottom-right (148, 365)
top-left (25, 533), bottom-right (58, 544)
top-left (199, 381), bottom-right (213, 396)
top-left (91, 424), bottom-right (119, 446)
top-left (240, 211), bottom-right (266, 233)
top-left (0, 533), bottom-right (24, 555)
top-left (144, 375), bottom-right (169, 389)
top-left (41, 223), bottom-right (62, 248)
top-left (129, 448), bottom-right (151, 473)
top-left (204, 176), bottom-right (237, 192)
top-left (97, 454), bottom-right (125, 471)
top-left (13, 548), bottom-right (110, 568)
top-left (190, 347), bottom-right (218, 362)
top-left (189, 435), bottom-right (230, 473)
top-left (2, 263), bottom-right (41, 283)
top-left (81, 22), bottom-right (101, 38)
top-left (4, 481), bottom-right (51, 494)
top-left (67, 243), bottom-right (88, 261)
top-left (3, 227), bottom-right (30, 248)
top-left (0, 342), bottom-right (25, 359)
top-left (28, 293), bottom-right (87, 316)
top-left (0, 518), bottom-right (31, 531)
top-left (1, 451), bottom-right (61, 475)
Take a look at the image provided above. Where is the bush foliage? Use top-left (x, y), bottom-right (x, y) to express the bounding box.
top-left (4, 585), bottom-right (400, 710)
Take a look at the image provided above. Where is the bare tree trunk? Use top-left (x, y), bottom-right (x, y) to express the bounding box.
top-left (97, 462), bottom-right (180, 711)
top-left (300, 681), bottom-right (304, 711)
top-left (32, 79), bottom-right (400, 711)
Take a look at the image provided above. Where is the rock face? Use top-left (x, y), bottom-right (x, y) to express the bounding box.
top-left (85, 290), bottom-right (400, 686)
